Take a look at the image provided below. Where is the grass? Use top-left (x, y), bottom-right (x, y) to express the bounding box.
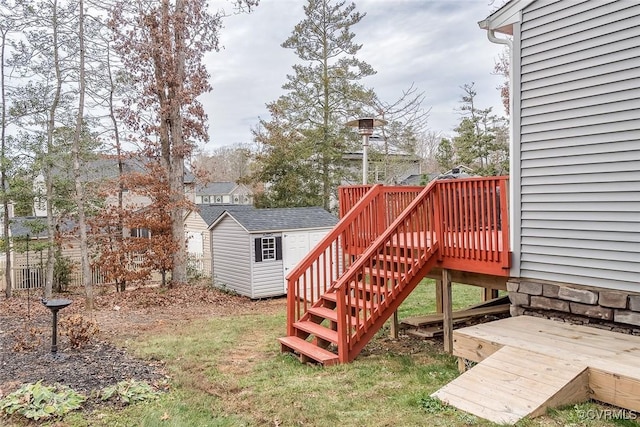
top-left (59, 281), bottom-right (638, 427)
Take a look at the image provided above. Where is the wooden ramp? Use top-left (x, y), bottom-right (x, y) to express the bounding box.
top-left (432, 315), bottom-right (640, 424)
top-left (432, 346), bottom-right (589, 424)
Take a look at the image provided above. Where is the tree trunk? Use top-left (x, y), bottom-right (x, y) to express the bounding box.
top-left (72, 0), bottom-right (93, 309)
top-left (107, 38), bottom-right (126, 294)
top-left (43, 0), bottom-right (63, 300)
top-left (167, 0), bottom-right (187, 285)
top-left (1, 27), bottom-right (11, 298)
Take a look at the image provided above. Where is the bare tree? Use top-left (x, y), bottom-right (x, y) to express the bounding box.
top-left (370, 83), bottom-right (431, 183)
top-left (0, 0), bottom-right (20, 297)
top-left (110, 0), bottom-right (258, 285)
top-left (192, 143), bottom-right (253, 183)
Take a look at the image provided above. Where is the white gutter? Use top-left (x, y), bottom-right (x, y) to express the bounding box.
top-left (484, 28), bottom-right (516, 267)
top-left (486, 29), bottom-right (512, 49)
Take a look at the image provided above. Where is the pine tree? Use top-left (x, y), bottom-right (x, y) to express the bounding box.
top-left (251, 0), bottom-right (375, 210)
top-left (450, 83), bottom-right (508, 176)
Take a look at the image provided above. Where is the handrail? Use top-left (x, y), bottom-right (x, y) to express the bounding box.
top-left (286, 184), bottom-right (384, 335)
top-left (286, 184), bottom-right (424, 336)
top-left (335, 180), bottom-right (439, 362)
top-left (435, 176), bottom-right (510, 271)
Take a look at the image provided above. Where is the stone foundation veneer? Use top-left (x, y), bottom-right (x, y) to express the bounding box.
top-left (507, 279), bottom-right (640, 334)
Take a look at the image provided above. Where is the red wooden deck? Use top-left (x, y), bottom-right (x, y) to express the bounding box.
top-left (280, 177), bottom-right (511, 364)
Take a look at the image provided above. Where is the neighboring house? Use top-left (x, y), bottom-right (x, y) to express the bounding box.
top-left (343, 145), bottom-right (421, 185)
top-left (479, 0), bottom-right (640, 324)
top-left (209, 207), bottom-right (337, 299)
top-left (4, 156), bottom-right (201, 291)
top-left (400, 165), bottom-right (475, 185)
top-left (195, 182), bottom-right (253, 205)
top-left (32, 156), bottom-right (198, 217)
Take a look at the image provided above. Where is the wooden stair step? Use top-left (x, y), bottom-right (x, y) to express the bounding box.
top-left (294, 320), bottom-right (339, 344)
top-left (374, 254), bottom-right (417, 268)
top-left (432, 346), bottom-right (589, 424)
top-left (278, 336), bottom-right (339, 366)
top-left (351, 281), bottom-right (387, 294)
top-left (308, 306), bottom-right (360, 325)
top-left (322, 292), bottom-right (376, 310)
top-left (363, 267), bottom-right (402, 280)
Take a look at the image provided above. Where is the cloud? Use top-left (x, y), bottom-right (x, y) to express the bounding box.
top-left (202, 0), bottom-right (507, 151)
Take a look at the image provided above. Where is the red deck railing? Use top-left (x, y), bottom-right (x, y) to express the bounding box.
top-left (338, 177), bottom-right (510, 273)
top-left (437, 177), bottom-right (510, 273)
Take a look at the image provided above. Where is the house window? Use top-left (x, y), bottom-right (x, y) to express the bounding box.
top-left (254, 236), bottom-right (282, 262)
top-left (131, 228), bottom-right (151, 238)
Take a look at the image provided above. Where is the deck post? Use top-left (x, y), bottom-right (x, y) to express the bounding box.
top-left (390, 310), bottom-right (399, 339)
top-left (435, 279), bottom-right (443, 314)
top-left (442, 269), bottom-right (453, 354)
top-left (482, 288), bottom-right (499, 301)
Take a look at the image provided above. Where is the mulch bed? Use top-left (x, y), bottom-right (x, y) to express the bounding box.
top-left (0, 283), bottom-right (256, 404)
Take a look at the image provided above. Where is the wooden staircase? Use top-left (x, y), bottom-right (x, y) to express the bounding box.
top-left (279, 183), bottom-right (440, 365)
top-left (279, 177), bottom-right (510, 365)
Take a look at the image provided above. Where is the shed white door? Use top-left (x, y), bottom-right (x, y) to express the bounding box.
top-left (282, 230), bottom-right (328, 293)
top-left (186, 231), bottom-right (203, 254)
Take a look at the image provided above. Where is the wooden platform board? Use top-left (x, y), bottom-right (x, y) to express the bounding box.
top-left (435, 315), bottom-right (640, 423)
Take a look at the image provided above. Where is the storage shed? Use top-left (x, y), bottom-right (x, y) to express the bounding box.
top-left (184, 204), bottom-right (255, 276)
top-left (209, 207), bottom-right (337, 298)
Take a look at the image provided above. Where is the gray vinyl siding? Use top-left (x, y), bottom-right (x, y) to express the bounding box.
top-left (251, 233), bottom-right (285, 299)
top-left (211, 216), bottom-right (252, 296)
top-left (517, 0), bottom-right (640, 292)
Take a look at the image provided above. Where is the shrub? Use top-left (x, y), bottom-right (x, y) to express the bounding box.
top-left (59, 315), bottom-right (99, 349)
top-left (0, 381), bottom-right (85, 421)
top-left (54, 255), bottom-right (76, 293)
top-left (100, 379), bottom-right (161, 405)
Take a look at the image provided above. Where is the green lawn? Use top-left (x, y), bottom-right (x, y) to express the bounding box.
top-left (60, 281), bottom-right (637, 427)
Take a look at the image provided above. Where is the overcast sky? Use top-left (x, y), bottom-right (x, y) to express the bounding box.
top-left (203, 0), bottom-right (506, 152)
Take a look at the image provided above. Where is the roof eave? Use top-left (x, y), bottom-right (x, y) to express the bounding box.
top-left (478, 0), bottom-right (537, 34)
top-left (246, 225), bottom-right (335, 234)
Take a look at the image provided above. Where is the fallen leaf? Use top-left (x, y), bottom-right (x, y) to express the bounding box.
top-left (161, 412), bottom-right (170, 421)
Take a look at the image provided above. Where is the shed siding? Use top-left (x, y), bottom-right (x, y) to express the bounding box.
top-left (518, 0), bottom-right (640, 292)
top-left (184, 211), bottom-right (211, 255)
top-left (211, 216), bottom-right (252, 296)
top-left (251, 233), bottom-right (285, 299)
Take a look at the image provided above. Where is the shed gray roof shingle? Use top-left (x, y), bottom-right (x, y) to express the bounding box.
top-left (219, 207), bottom-right (337, 232)
top-left (196, 204), bottom-right (255, 227)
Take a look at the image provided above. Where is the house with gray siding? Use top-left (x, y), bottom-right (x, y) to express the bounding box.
top-left (209, 207), bottom-right (337, 299)
top-left (480, 0), bottom-right (640, 325)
